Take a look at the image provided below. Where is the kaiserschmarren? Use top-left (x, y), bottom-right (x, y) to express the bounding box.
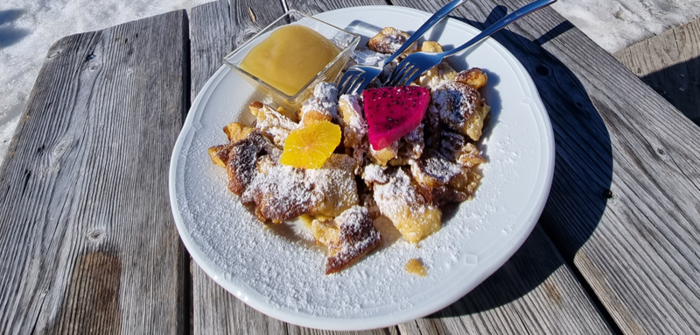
top-left (208, 27), bottom-right (490, 274)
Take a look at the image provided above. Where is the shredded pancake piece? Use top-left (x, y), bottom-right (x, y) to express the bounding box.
top-left (306, 163), bottom-right (359, 217)
top-left (456, 68), bottom-right (488, 90)
top-left (408, 150), bottom-right (469, 206)
top-left (409, 150), bottom-right (462, 187)
top-left (430, 80), bottom-right (490, 141)
top-left (241, 164), bottom-right (315, 224)
top-left (338, 94), bottom-right (368, 173)
top-left (325, 206), bottom-right (381, 274)
top-left (372, 168), bottom-right (442, 243)
top-left (298, 82), bottom-right (339, 126)
top-left (250, 101), bottom-right (298, 146)
top-left (403, 123), bottom-right (425, 160)
top-left (367, 27), bottom-right (418, 55)
top-left (226, 132), bottom-right (274, 196)
top-left (438, 130), bottom-right (487, 168)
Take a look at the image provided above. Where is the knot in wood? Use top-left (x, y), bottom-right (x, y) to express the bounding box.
top-left (88, 228), bottom-right (105, 241)
top-left (535, 64), bottom-right (549, 76)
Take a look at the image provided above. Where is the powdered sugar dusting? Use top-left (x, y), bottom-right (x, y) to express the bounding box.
top-left (255, 105), bottom-right (298, 146)
top-left (300, 82), bottom-right (339, 123)
top-left (373, 168), bottom-right (430, 218)
top-left (241, 164), bottom-right (315, 223)
top-left (351, 48), bottom-right (389, 66)
top-left (431, 81), bottom-right (478, 129)
top-left (326, 206), bottom-right (381, 274)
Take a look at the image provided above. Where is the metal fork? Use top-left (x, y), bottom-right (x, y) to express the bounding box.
top-left (386, 0), bottom-right (557, 87)
top-left (337, 0), bottom-right (465, 95)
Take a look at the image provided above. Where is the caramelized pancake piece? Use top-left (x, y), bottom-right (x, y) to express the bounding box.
top-left (276, 106), bottom-right (297, 122)
top-left (226, 132), bottom-right (274, 195)
top-left (308, 216), bottom-right (340, 247)
top-left (373, 168), bottom-right (441, 243)
top-left (419, 184), bottom-right (468, 207)
top-left (409, 150), bottom-right (468, 206)
top-left (208, 144), bottom-right (232, 168)
top-left (438, 131), bottom-right (487, 167)
top-left (369, 140), bottom-right (399, 166)
top-left (338, 94), bottom-right (368, 171)
top-left (223, 122), bottom-right (255, 143)
top-left (298, 82), bottom-right (339, 126)
top-left (326, 206), bottom-right (381, 274)
top-left (307, 164), bottom-right (359, 217)
top-left (368, 27), bottom-right (418, 55)
top-left (405, 258), bottom-right (427, 276)
top-left (418, 61), bottom-right (458, 89)
top-left (250, 101), bottom-right (298, 146)
top-left (403, 123), bottom-right (425, 160)
top-left (408, 150), bottom-right (462, 187)
top-left (240, 164), bottom-right (314, 223)
top-left (338, 95), bottom-right (366, 148)
top-left (208, 123), bottom-right (255, 168)
top-left (360, 190), bottom-right (381, 219)
top-left (430, 80), bottom-right (490, 141)
top-left (420, 41), bottom-right (443, 52)
top-left (338, 95), bottom-right (369, 174)
top-left (362, 163), bottom-right (391, 186)
top-left (456, 68), bottom-right (488, 90)
top-left (448, 168), bottom-right (482, 199)
top-left (323, 153), bottom-right (357, 173)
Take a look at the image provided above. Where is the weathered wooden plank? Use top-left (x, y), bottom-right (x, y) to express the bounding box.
top-left (0, 10), bottom-right (188, 334)
top-left (613, 18), bottom-right (700, 125)
top-left (229, 0), bottom-right (287, 48)
top-left (399, 225), bottom-right (612, 335)
top-left (190, 0), bottom-right (234, 100)
top-left (286, 0), bottom-right (388, 14)
top-left (392, 0), bottom-right (700, 333)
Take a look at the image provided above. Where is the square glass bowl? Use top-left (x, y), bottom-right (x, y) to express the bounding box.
top-left (223, 10), bottom-right (360, 111)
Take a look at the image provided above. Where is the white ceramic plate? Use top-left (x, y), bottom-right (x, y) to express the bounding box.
top-left (170, 6), bottom-right (555, 331)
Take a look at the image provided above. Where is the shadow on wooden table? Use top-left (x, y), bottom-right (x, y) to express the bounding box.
top-left (430, 6), bottom-right (614, 317)
top-left (638, 59), bottom-right (700, 126)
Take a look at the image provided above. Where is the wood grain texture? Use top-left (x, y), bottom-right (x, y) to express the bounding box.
top-left (229, 0), bottom-right (287, 49)
top-left (398, 225), bottom-right (612, 335)
top-left (189, 1), bottom-right (610, 334)
top-left (0, 10), bottom-right (188, 334)
top-left (614, 19), bottom-right (700, 125)
top-left (190, 0), bottom-right (234, 100)
top-left (286, 0), bottom-right (388, 14)
top-left (393, 0), bottom-right (700, 333)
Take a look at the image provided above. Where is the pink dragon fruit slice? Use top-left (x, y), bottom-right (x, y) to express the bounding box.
top-left (362, 86), bottom-right (430, 150)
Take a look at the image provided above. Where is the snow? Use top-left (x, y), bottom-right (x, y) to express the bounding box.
top-left (1, 0), bottom-right (699, 167)
top-left (552, 0), bottom-right (700, 52)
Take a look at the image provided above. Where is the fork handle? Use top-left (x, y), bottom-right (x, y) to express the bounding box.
top-left (384, 0), bottom-right (466, 65)
top-left (439, 0), bottom-right (557, 58)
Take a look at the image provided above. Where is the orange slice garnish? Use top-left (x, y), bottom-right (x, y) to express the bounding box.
top-left (280, 120), bottom-right (341, 169)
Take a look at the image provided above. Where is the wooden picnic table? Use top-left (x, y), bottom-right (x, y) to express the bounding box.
top-left (1, 0), bottom-right (699, 333)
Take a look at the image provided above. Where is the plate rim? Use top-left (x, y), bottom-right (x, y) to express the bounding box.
top-left (169, 5), bottom-right (555, 331)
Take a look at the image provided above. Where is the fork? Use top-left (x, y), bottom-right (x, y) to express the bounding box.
top-left (337, 0), bottom-right (465, 95)
top-left (386, 0), bottom-right (557, 87)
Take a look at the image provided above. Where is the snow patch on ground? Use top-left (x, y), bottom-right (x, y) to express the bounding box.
top-left (552, 0), bottom-right (700, 52)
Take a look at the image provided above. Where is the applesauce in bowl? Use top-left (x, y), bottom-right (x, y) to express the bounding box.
top-left (224, 10), bottom-right (360, 111)
top-left (239, 25), bottom-right (341, 96)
